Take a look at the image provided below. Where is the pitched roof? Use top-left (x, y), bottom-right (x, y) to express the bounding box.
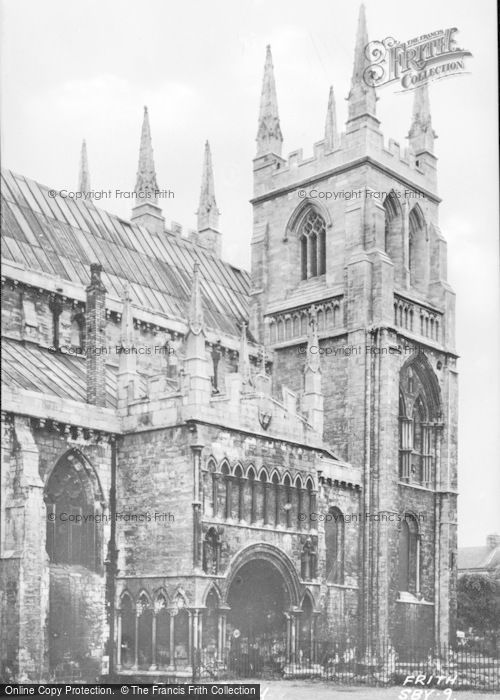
top-left (2, 337), bottom-right (118, 409)
top-left (1, 169), bottom-right (250, 336)
top-left (458, 545), bottom-right (500, 573)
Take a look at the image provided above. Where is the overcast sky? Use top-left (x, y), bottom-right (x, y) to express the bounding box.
top-left (1, 0), bottom-right (498, 547)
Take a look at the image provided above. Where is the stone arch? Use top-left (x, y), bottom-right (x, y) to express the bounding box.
top-left (44, 448), bottom-right (104, 572)
top-left (202, 581), bottom-right (222, 606)
top-left (285, 198), bottom-right (333, 241)
top-left (245, 464), bottom-right (256, 479)
top-left (401, 352), bottom-right (441, 421)
top-left (223, 542), bottom-right (301, 609)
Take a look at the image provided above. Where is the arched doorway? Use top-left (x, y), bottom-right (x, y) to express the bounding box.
top-left (226, 557), bottom-right (290, 676)
top-left (44, 450), bottom-right (104, 677)
top-left (227, 559), bottom-right (288, 639)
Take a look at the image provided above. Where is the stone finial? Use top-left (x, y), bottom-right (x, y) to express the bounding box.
top-left (347, 4), bottom-right (377, 122)
top-left (197, 140), bottom-right (220, 232)
top-left (256, 45), bottom-right (283, 157)
top-left (407, 82), bottom-right (436, 154)
top-left (188, 262), bottom-right (204, 336)
top-left (78, 139), bottom-right (91, 194)
top-left (324, 86), bottom-right (339, 151)
top-left (134, 106), bottom-right (160, 202)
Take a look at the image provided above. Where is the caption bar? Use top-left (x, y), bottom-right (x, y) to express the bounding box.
top-left (1, 686), bottom-right (260, 698)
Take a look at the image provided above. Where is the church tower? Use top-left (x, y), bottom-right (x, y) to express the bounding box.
top-left (250, 5), bottom-right (457, 656)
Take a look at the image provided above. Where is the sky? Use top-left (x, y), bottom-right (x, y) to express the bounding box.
top-left (1, 0), bottom-right (498, 547)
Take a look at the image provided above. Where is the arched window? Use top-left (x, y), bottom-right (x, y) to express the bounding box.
top-left (383, 192), bottom-right (400, 257)
top-left (221, 462), bottom-right (231, 520)
top-left (325, 507), bottom-right (345, 584)
top-left (247, 467), bottom-right (257, 524)
top-left (260, 470), bottom-right (269, 525)
top-left (300, 210), bottom-right (327, 280)
top-left (119, 593), bottom-right (135, 669)
top-left (306, 478), bottom-right (315, 530)
top-left (408, 206), bottom-right (427, 290)
top-left (272, 472), bottom-right (280, 526)
top-left (399, 357), bottom-right (440, 487)
top-left (398, 514), bottom-right (420, 594)
top-left (173, 607), bottom-right (189, 667)
top-left (202, 589), bottom-right (219, 651)
top-left (137, 592), bottom-right (153, 669)
top-left (299, 594), bottom-right (314, 661)
top-left (233, 465), bottom-right (244, 521)
top-left (45, 452), bottom-right (100, 571)
top-left (155, 594), bottom-right (170, 669)
top-left (283, 474), bottom-right (292, 529)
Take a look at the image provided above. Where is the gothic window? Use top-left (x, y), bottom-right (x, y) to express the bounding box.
top-left (325, 507), bottom-right (345, 584)
top-left (173, 607), bottom-right (189, 666)
top-left (300, 210), bottom-right (327, 280)
top-left (45, 453), bottom-right (100, 571)
top-left (305, 478), bottom-right (315, 530)
top-left (299, 594), bottom-right (314, 661)
top-left (272, 472), bottom-right (280, 526)
top-left (119, 592), bottom-right (135, 669)
top-left (221, 462), bottom-right (231, 519)
top-left (202, 589), bottom-right (219, 651)
top-left (398, 514), bottom-right (420, 594)
top-left (399, 357), bottom-right (439, 487)
top-left (155, 594), bottom-right (170, 669)
top-left (283, 474), bottom-right (292, 529)
top-left (260, 470), bottom-right (269, 524)
top-left (233, 464), bottom-right (244, 521)
top-left (383, 192), bottom-right (400, 257)
top-left (137, 592), bottom-right (153, 669)
top-left (408, 206), bottom-right (427, 289)
top-left (247, 466), bottom-right (257, 524)
top-left (203, 527), bottom-right (221, 575)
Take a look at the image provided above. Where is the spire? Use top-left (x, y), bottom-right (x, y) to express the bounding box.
top-left (195, 141), bottom-right (222, 256)
top-left (197, 141), bottom-right (220, 232)
top-left (408, 82), bottom-right (436, 154)
top-left (347, 4), bottom-right (377, 123)
top-left (256, 45), bottom-right (283, 157)
top-left (131, 107), bottom-right (165, 234)
top-left (188, 262), bottom-right (204, 336)
top-left (324, 86), bottom-right (339, 151)
top-left (134, 106), bottom-right (159, 200)
top-left (78, 140), bottom-right (91, 194)
top-left (238, 323), bottom-right (252, 386)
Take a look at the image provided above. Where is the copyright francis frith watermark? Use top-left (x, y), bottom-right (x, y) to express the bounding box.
top-left (363, 27), bottom-right (472, 91)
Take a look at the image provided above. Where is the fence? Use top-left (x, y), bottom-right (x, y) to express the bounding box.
top-left (194, 638), bottom-right (500, 692)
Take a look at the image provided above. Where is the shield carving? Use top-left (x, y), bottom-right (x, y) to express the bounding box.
top-left (258, 393), bottom-right (273, 430)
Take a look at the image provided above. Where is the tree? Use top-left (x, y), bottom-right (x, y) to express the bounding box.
top-left (457, 574), bottom-right (500, 635)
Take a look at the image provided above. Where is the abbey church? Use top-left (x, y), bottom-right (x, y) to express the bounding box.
top-left (0, 6), bottom-right (458, 682)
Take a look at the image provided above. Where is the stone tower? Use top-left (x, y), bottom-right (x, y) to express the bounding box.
top-left (250, 4), bottom-right (457, 654)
